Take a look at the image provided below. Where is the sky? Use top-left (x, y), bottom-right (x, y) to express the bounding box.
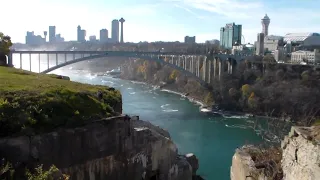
top-left (1, 0), bottom-right (320, 44)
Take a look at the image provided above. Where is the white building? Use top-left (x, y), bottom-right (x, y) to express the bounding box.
top-left (291, 49), bottom-right (320, 64)
top-left (264, 35), bottom-right (284, 52)
top-left (274, 47), bottom-right (287, 62)
top-left (232, 44), bottom-right (254, 55)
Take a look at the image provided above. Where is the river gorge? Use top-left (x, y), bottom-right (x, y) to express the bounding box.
top-left (47, 65), bottom-right (263, 180)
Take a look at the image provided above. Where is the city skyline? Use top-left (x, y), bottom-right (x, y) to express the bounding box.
top-left (2, 0), bottom-right (320, 43)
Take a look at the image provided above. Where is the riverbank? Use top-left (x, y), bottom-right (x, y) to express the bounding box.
top-left (50, 66), bottom-right (266, 180)
top-left (0, 66), bottom-right (202, 180)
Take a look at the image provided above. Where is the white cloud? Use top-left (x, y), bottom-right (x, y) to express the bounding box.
top-left (171, 0), bottom-right (320, 43)
top-left (2, 0), bottom-right (320, 44)
top-left (173, 4), bottom-right (206, 19)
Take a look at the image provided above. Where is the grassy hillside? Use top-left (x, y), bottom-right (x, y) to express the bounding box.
top-left (0, 67), bottom-right (122, 137)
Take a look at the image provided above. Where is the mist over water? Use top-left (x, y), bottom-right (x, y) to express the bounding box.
top-left (12, 53), bottom-right (92, 72)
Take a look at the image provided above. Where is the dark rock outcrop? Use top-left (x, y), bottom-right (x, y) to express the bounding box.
top-left (0, 115), bottom-right (199, 180)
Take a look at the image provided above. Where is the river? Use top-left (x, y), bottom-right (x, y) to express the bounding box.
top-left (49, 67), bottom-right (262, 180)
top-left (12, 54), bottom-right (264, 179)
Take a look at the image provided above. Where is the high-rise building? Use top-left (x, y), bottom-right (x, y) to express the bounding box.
top-left (184, 36), bottom-right (196, 43)
top-left (261, 14), bottom-right (270, 36)
top-left (77, 25), bottom-right (81, 42)
top-left (55, 34), bottom-right (65, 42)
top-left (26, 31), bottom-right (45, 45)
top-left (220, 23), bottom-right (242, 49)
top-left (100, 29), bottom-right (108, 42)
top-left (77, 25), bottom-right (86, 42)
top-left (49, 26), bottom-right (56, 43)
top-left (111, 19), bottom-right (119, 43)
top-left (89, 35), bottom-right (97, 42)
top-left (256, 33), bottom-right (265, 55)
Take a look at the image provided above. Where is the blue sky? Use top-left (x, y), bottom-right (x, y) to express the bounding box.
top-left (2, 0), bottom-right (320, 43)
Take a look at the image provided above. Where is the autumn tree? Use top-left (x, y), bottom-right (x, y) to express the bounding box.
top-left (241, 84), bottom-right (251, 98)
top-left (248, 92), bottom-right (258, 109)
top-left (204, 92), bottom-right (214, 105)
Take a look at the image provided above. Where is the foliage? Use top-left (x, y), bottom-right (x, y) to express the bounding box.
top-left (248, 92), bottom-right (258, 109)
top-left (262, 54), bottom-right (276, 63)
top-left (169, 70), bottom-right (179, 81)
top-left (301, 71), bottom-right (309, 81)
top-left (0, 32), bottom-right (12, 55)
top-left (26, 165), bottom-right (69, 180)
top-left (0, 159), bottom-right (14, 179)
top-left (211, 58), bottom-right (320, 125)
top-left (0, 67), bottom-right (122, 137)
top-left (204, 92), bottom-right (214, 105)
top-left (241, 84), bottom-right (251, 97)
top-left (137, 61), bottom-right (148, 79)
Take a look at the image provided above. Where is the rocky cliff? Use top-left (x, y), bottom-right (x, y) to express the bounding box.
top-left (0, 66), bottom-right (200, 180)
top-left (0, 115), bottom-right (199, 180)
top-left (230, 126), bottom-right (320, 180)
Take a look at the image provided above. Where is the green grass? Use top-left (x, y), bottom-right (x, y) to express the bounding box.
top-left (0, 66), bottom-right (122, 137)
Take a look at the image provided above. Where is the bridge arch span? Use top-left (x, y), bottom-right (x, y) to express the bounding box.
top-left (41, 53), bottom-right (207, 85)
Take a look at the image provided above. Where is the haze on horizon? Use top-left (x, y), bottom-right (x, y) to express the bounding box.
top-left (2, 0), bottom-right (320, 44)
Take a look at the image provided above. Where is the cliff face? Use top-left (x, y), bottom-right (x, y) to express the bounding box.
top-left (230, 126), bottom-right (320, 180)
top-left (0, 115), bottom-right (198, 180)
top-left (120, 59), bottom-right (212, 104)
top-left (281, 126), bottom-right (320, 180)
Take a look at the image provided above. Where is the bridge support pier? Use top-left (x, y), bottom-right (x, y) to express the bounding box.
top-left (196, 56), bottom-right (200, 77)
top-left (19, 53), bottom-right (22, 69)
top-left (191, 56), bottom-right (195, 74)
top-left (47, 54), bottom-right (49, 69)
top-left (55, 53), bottom-right (58, 66)
top-left (202, 57), bottom-right (207, 82)
top-left (38, 54), bottom-right (41, 73)
top-left (207, 59), bottom-right (212, 84)
top-left (185, 57), bottom-right (188, 70)
top-left (213, 58), bottom-right (218, 80)
top-left (7, 52), bottom-right (13, 67)
top-left (29, 54), bottom-right (32, 71)
top-left (227, 60), bottom-right (232, 74)
top-left (218, 59), bottom-right (224, 81)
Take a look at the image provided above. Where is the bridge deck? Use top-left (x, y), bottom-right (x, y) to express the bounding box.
top-left (11, 51), bottom-right (108, 54)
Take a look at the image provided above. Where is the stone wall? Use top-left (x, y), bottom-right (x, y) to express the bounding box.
top-left (0, 115), bottom-right (199, 180)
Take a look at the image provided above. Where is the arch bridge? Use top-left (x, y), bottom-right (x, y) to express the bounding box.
top-left (8, 50), bottom-right (254, 86)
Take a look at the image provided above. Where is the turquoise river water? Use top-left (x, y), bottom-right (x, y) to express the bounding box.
top-left (49, 67), bottom-right (264, 180)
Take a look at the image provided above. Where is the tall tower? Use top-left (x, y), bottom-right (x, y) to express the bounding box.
top-left (49, 26), bottom-right (56, 43)
top-left (261, 14), bottom-right (270, 36)
top-left (119, 18), bottom-right (125, 43)
top-left (111, 19), bottom-right (119, 43)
